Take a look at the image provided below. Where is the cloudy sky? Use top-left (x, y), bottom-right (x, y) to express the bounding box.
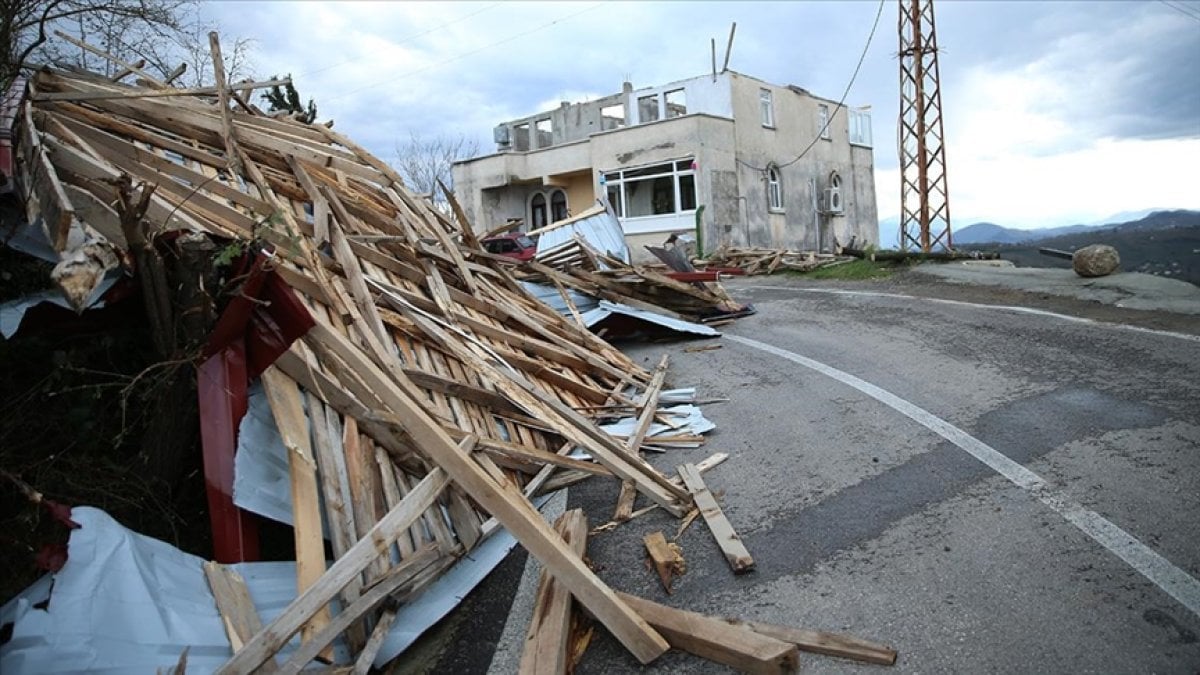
top-left (203, 1), bottom-right (1199, 231)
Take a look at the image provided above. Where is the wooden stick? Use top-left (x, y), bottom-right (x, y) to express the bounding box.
top-left (214, 464), bottom-right (452, 673)
top-left (614, 355), bottom-right (669, 521)
top-left (207, 31), bottom-right (244, 177)
top-left (677, 463), bottom-right (754, 574)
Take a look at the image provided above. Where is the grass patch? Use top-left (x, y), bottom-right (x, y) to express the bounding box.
top-left (781, 258), bottom-right (894, 280)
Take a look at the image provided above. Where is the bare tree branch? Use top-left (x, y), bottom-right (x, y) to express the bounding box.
top-left (392, 131), bottom-right (480, 210)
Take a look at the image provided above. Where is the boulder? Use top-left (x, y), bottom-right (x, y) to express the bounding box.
top-left (1072, 244), bottom-right (1120, 278)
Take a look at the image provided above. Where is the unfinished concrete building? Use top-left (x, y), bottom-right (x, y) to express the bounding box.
top-left (452, 71), bottom-right (878, 261)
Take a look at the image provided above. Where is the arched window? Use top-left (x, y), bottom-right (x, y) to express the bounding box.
top-left (550, 190), bottom-right (568, 222)
top-left (530, 192), bottom-right (548, 230)
top-left (767, 166), bottom-right (783, 211)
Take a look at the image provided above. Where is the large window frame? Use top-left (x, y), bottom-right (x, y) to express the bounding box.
top-left (849, 108), bottom-right (873, 147)
top-left (602, 158), bottom-right (698, 221)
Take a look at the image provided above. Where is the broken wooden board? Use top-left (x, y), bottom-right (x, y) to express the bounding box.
top-left (677, 462), bottom-right (754, 574)
top-left (728, 618), bottom-right (898, 666)
top-left (617, 593), bottom-right (799, 675)
top-left (518, 508), bottom-right (588, 675)
top-left (643, 531), bottom-right (685, 594)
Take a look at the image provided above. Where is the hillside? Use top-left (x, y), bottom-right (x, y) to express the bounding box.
top-left (974, 210), bottom-right (1200, 286)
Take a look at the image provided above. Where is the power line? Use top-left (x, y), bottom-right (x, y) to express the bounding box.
top-left (1158, 0), bottom-right (1200, 22)
top-left (322, 2), bottom-right (605, 104)
top-left (295, 3), bottom-right (503, 80)
top-left (737, 0), bottom-right (886, 173)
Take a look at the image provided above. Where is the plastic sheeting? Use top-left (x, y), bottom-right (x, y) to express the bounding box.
top-left (0, 501), bottom-right (553, 673)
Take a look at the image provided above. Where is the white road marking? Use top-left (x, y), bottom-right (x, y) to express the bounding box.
top-left (744, 285), bottom-right (1200, 344)
top-left (726, 333), bottom-right (1200, 618)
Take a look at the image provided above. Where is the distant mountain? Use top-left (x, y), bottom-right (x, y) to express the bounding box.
top-left (973, 209), bottom-right (1200, 286)
top-left (884, 209), bottom-right (1200, 247)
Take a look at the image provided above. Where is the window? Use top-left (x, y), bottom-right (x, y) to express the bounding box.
top-left (759, 88), bottom-right (774, 128)
top-left (818, 104), bottom-right (831, 140)
top-left (664, 89), bottom-right (687, 118)
top-left (535, 118), bottom-right (553, 148)
top-left (638, 94), bottom-right (660, 123)
top-left (849, 108), bottom-right (872, 146)
top-left (600, 103), bottom-right (625, 130)
top-left (550, 190), bottom-right (568, 222)
top-left (767, 166), bottom-right (783, 211)
top-left (529, 192), bottom-right (548, 229)
top-left (602, 159), bottom-right (698, 219)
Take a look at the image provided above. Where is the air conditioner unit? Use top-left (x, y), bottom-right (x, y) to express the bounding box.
top-left (493, 125), bottom-right (511, 145)
top-left (824, 187), bottom-right (844, 214)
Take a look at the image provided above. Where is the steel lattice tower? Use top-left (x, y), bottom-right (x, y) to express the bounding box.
top-left (898, 0), bottom-right (952, 252)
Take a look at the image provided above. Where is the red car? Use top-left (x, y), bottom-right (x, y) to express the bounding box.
top-left (481, 232), bottom-right (537, 261)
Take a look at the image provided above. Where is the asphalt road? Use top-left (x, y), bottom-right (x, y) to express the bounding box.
top-left (554, 275), bottom-right (1200, 673)
top-left (408, 272), bottom-right (1200, 674)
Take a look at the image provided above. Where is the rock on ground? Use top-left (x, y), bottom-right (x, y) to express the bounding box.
top-left (1073, 244), bottom-right (1120, 277)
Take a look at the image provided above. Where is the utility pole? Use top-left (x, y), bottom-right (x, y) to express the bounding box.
top-left (898, 0), bottom-right (952, 252)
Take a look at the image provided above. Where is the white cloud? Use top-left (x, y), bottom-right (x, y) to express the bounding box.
top-left (196, 0), bottom-right (1198, 230)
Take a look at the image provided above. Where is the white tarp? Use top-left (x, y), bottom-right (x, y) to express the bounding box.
top-left (0, 501), bottom-right (552, 673)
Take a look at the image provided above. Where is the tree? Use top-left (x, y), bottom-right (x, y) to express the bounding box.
top-left (392, 131), bottom-right (480, 209)
top-left (1, 0), bottom-right (253, 91)
top-left (261, 75), bottom-right (316, 123)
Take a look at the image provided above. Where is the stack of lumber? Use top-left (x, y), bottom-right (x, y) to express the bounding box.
top-left (532, 234), bottom-right (601, 271)
top-left (519, 240), bottom-right (749, 323)
top-left (11, 43), bottom-right (709, 669)
top-left (701, 245), bottom-right (852, 275)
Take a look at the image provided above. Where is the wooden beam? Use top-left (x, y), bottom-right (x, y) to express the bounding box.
top-left (643, 531), bottom-right (683, 594)
top-left (618, 593), bottom-right (799, 675)
top-left (33, 77), bottom-right (293, 101)
top-left (677, 463), bottom-right (754, 574)
top-left (518, 508), bottom-right (588, 675)
top-left (52, 31), bottom-right (166, 88)
top-left (260, 366), bottom-right (333, 662)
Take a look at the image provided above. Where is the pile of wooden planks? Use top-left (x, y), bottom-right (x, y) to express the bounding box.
top-left (521, 509), bottom-right (898, 674)
top-left (9, 38), bottom-right (725, 670)
top-left (700, 245), bottom-right (853, 276)
top-left (518, 239), bottom-right (750, 323)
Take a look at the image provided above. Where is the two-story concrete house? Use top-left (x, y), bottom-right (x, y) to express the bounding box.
top-left (452, 71), bottom-right (878, 261)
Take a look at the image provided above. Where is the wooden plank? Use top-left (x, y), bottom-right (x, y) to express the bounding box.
top-left (518, 509), bottom-right (588, 675)
top-left (203, 562), bottom-right (279, 673)
top-left (643, 531), bottom-right (683, 594)
top-left (728, 619), bottom-right (898, 666)
top-left (207, 32), bottom-right (244, 177)
top-left (352, 607), bottom-right (398, 675)
top-left (35, 77), bottom-right (293, 101)
top-left (277, 545), bottom-right (451, 675)
top-left (51, 31), bottom-right (166, 88)
top-left (259, 366), bottom-right (333, 661)
top-left (614, 356), bottom-right (668, 521)
top-left (617, 593), bottom-right (800, 675)
top-left (214, 466), bottom-right (452, 674)
top-left (297, 323), bottom-right (670, 663)
top-left (677, 463), bottom-right (754, 574)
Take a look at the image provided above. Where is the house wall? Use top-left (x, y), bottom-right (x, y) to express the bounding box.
top-left (727, 73), bottom-right (878, 251)
top-left (453, 71), bottom-right (878, 253)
